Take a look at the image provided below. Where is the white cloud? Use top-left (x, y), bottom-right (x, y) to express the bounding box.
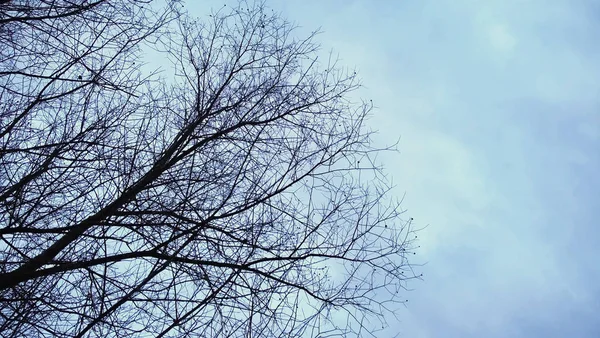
top-left (487, 23), bottom-right (517, 55)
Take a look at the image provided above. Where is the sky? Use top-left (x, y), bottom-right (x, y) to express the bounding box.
top-left (187, 1), bottom-right (600, 337)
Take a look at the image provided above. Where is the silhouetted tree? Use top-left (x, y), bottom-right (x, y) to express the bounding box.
top-left (0, 1), bottom-right (420, 337)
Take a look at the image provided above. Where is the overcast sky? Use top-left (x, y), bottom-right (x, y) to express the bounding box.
top-left (189, 1), bottom-right (600, 337)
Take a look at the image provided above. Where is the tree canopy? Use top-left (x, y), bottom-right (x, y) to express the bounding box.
top-left (0, 1), bottom-right (420, 337)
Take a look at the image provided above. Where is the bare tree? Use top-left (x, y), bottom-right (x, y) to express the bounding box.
top-left (0, 1), bottom-right (421, 337)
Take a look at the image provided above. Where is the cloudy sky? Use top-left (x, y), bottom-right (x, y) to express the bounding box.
top-left (189, 1), bottom-right (600, 337)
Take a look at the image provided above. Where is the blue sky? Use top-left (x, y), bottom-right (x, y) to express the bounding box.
top-left (189, 1), bottom-right (600, 336)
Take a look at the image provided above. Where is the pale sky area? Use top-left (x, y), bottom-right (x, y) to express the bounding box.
top-left (188, 1), bottom-right (600, 337)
